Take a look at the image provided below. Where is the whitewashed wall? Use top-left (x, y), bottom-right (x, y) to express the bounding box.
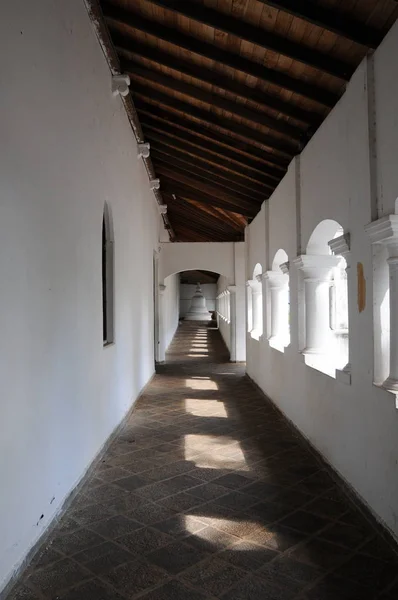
top-left (245, 26), bottom-right (398, 539)
top-left (0, 0), bottom-right (165, 590)
top-left (163, 274), bottom-right (180, 350)
top-left (180, 284), bottom-right (216, 317)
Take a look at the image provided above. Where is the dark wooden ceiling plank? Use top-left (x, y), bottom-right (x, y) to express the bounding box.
top-left (156, 164), bottom-right (261, 210)
top-left (143, 0), bottom-right (353, 79)
top-left (168, 198), bottom-right (246, 235)
top-left (131, 81), bottom-right (296, 156)
top-left (115, 37), bottom-right (319, 126)
top-left (153, 156), bottom-right (264, 203)
top-left (257, 0), bottom-right (382, 48)
top-left (137, 102), bottom-right (285, 178)
top-left (142, 128), bottom-right (277, 188)
top-left (103, 6), bottom-right (339, 106)
top-left (151, 147), bottom-right (266, 197)
top-left (161, 180), bottom-right (258, 216)
top-left (125, 63), bottom-right (302, 140)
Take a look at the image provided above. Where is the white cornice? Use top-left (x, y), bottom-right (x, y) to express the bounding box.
top-left (328, 233), bottom-right (350, 256)
top-left (365, 215), bottom-right (398, 244)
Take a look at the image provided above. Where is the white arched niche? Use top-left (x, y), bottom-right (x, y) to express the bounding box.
top-left (264, 249), bottom-right (290, 352)
top-left (296, 219), bottom-right (350, 379)
top-left (247, 263), bottom-right (263, 340)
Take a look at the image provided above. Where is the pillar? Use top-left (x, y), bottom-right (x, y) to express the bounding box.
top-left (157, 283), bottom-right (167, 363)
top-left (328, 233), bottom-right (351, 383)
top-left (366, 214), bottom-right (398, 391)
top-left (264, 270), bottom-right (289, 346)
top-left (228, 285), bottom-right (237, 361)
top-left (294, 255), bottom-right (340, 355)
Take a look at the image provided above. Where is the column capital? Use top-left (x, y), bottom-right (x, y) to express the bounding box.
top-left (263, 270), bottom-right (288, 288)
top-left (365, 214), bottom-right (398, 246)
top-left (280, 261), bottom-right (290, 275)
top-left (227, 285), bottom-right (237, 293)
top-left (247, 278), bottom-right (261, 291)
top-left (293, 254), bottom-right (341, 281)
top-left (158, 284), bottom-right (166, 294)
top-left (328, 233), bottom-right (350, 258)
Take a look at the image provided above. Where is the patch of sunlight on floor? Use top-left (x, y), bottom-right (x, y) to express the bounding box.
top-left (188, 353), bottom-right (209, 357)
top-left (184, 434), bottom-right (249, 471)
top-left (185, 399), bottom-right (227, 418)
top-left (185, 378), bottom-right (218, 390)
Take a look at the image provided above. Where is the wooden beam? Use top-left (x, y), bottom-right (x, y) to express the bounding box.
top-left (103, 5), bottom-right (339, 106)
top-left (167, 201), bottom-right (245, 239)
top-left (125, 64), bottom-right (302, 140)
top-left (136, 101), bottom-right (285, 178)
top-left (131, 83), bottom-right (296, 157)
top-left (115, 37), bottom-right (319, 126)
top-left (258, 0), bottom-right (381, 48)
top-left (161, 180), bottom-right (259, 217)
top-left (142, 127), bottom-right (278, 188)
top-left (143, 0), bottom-right (353, 79)
top-left (156, 164), bottom-right (261, 211)
top-left (151, 147), bottom-right (266, 197)
top-left (153, 156), bottom-right (265, 203)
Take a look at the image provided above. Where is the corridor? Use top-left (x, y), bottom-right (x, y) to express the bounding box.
top-left (9, 323), bottom-right (398, 600)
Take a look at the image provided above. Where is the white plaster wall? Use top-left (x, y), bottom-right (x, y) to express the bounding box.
top-left (0, 0), bottom-right (163, 589)
top-left (159, 242), bottom-right (235, 282)
top-left (245, 34), bottom-right (398, 538)
top-left (163, 274), bottom-right (180, 350)
top-left (180, 284), bottom-right (216, 317)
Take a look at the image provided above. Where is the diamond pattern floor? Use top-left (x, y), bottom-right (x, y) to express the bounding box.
top-left (7, 322), bottom-right (398, 599)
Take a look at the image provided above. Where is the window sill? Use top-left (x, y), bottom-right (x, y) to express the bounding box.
top-left (303, 353), bottom-right (336, 379)
top-left (250, 329), bottom-right (262, 341)
top-left (103, 341), bottom-right (115, 349)
top-left (268, 336), bottom-right (286, 353)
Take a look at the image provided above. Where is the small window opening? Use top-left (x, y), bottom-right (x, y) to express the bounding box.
top-left (102, 204), bottom-right (114, 345)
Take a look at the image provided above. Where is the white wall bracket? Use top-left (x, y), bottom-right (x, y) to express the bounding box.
top-left (137, 143), bottom-right (150, 159)
top-left (112, 74), bottom-right (130, 97)
top-left (158, 204), bottom-right (167, 215)
top-left (150, 179), bottom-right (160, 191)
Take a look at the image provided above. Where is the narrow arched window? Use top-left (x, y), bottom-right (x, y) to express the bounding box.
top-left (102, 203), bottom-right (114, 345)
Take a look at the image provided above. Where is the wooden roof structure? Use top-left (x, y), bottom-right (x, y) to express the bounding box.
top-left (96, 0), bottom-right (398, 242)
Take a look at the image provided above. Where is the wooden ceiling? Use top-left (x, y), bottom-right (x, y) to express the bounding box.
top-left (98, 0), bottom-right (398, 242)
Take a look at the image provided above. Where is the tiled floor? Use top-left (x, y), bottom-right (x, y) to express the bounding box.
top-left (8, 322), bottom-right (398, 599)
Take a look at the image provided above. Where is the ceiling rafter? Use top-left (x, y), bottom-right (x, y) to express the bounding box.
top-left (156, 164), bottom-right (262, 211)
top-left (136, 102), bottom-right (285, 179)
top-left (114, 34), bottom-right (320, 126)
top-left (124, 63), bottom-right (303, 140)
top-left (131, 82), bottom-right (297, 157)
top-left (143, 0), bottom-right (353, 79)
top-left (161, 180), bottom-right (259, 217)
top-left (151, 148), bottom-right (266, 198)
top-left (154, 158), bottom-right (264, 204)
top-left (258, 0), bottom-right (382, 48)
top-left (103, 5), bottom-right (339, 106)
top-left (142, 127), bottom-right (277, 188)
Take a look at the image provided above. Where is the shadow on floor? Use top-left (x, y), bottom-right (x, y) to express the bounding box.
top-left (7, 322), bottom-right (398, 600)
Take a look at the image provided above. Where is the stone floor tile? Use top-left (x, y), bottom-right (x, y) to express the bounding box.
top-left (6, 323), bottom-right (398, 600)
top-left (180, 556), bottom-right (247, 596)
top-left (146, 540), bottom-right (208, 574)
top-left (104, 560), bottom-right (170, 597)
top-left (137, 579), bottom-right (210, 600)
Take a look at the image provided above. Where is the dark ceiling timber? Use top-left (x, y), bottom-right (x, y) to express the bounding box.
top-left (150, 148), bottom-right (267, 198)
top-left (114, 34), bottom-right (321, 126)
top-left (131, 83), bottom-right (297, 157)
top-left (135, 103), bottom-right (286, 179)
top-left (156, 165), bottom-right (262, 212)
top-left (142, 0), bottom-right (353, 80)
top-left (153, 155), bottom-right (265, 202)
top-left (124, 63), bottom-right (303, 140)
top-left (141, 127), bottom-right (279, 188)
top-left (161, 179), bottom-right (259, 217)
top-left (103, 4), bottom-right (339, 106)
top-left (97, 0), bottom-right (397, 243)
top-left (257, 0), bottom-right (382, 48)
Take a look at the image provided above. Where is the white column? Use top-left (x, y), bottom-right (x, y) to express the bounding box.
top-left (294, 255), bottom-right (340, 355)
top-left (228, 285), bottom-right (237, 361)
top-left (328, 234), bottom-right (351, 382)
top-left (158, 283), bottom-right (167, 363)
top-left (264, 270), bottom-right (289, 345)
top-left (246, 281), bottom-right (253, 333)
top-left (366, 215), bottom-right (398, 391)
